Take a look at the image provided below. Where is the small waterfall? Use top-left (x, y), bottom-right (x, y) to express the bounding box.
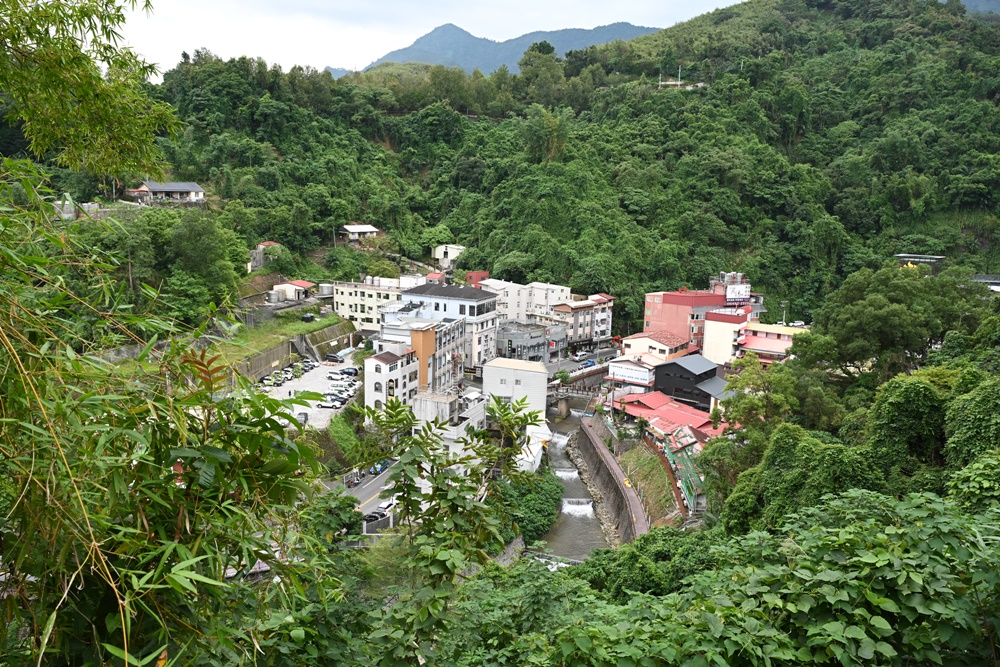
top-left (549, 433), bottom-right (570, 448)
top-left (569, 409), bottom-right (585, 418)
top-left (562, 498), bottom-right (594, 516)
top-left (552, 467), bottom-right (579, 480)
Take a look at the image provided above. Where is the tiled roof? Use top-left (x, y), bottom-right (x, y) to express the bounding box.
top-left (258, 240), bottom-right (280, 247)
top-left (625, 330), bottom-right (689, 348)
top-left (288, 280), bottom-right (316, 288)
top-left (371, 352), bottom-right (402, 364)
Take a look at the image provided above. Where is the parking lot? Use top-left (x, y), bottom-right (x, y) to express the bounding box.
top-left (259, 358), bottom-right (362, 430)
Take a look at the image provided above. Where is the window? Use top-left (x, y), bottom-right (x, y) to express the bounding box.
top-left (500, 378), bottom-right (507, 385)
top-left (374, 382), bottom-right (383, 392)
top-left (434, 303), bottom-right (440, 311)
top-left (389, 363), bottom-right (398, 372)
top-left (374, 400), bottom-right (383, 409)
top-left (459, 304), bottom-right (466, 315)
top-left (374, 365), bottom-right (382, 373)
top-left (514, 379), bottom-right (522, 386)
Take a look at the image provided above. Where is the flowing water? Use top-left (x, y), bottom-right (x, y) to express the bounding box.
top-left (538, 417), bottom-right (609, 560)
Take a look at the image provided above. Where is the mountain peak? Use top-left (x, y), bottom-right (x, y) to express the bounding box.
top-left (329, 22), bottom-right (659, 76)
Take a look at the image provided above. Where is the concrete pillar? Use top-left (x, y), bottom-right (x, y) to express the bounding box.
top-left (557, 397), bottom-right (570, 419)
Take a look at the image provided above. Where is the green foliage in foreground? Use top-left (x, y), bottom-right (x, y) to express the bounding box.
top-left (491, 467), bottom-right (564, 544)
top-left (435, 491), bottom-right (1000, 666)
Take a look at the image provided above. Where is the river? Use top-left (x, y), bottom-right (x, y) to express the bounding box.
top-left (538, 407), bottom-right (609, 560)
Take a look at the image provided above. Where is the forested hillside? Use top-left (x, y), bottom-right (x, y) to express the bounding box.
top-left (98, 0), bottom-right (998, 331)
top-left (5, 0), bottom-right (1000, 665)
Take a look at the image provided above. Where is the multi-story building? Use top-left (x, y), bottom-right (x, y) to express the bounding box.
top-left (482, 358), bottom-right (549, 416)
top-left (364, 344), bottom-right (420, 410)
top-left (702, 307), bottom-right (804, 366)
top-left (496, 321), bottom-right (567, 363)
top-left (547, 293), bottom-right (616, 349)
top-left (326, 275), bottom-right (426, 330)
top-left (378, 316), bottom-right (466, 394)
top-left (400, 283), bottom-right (499, 366)
top-left (608, 330), bottom-right (692, 397)
top-left (479, 279), bottom-right (573, 322)
top-left (643, 273), bottom-right (763, 349)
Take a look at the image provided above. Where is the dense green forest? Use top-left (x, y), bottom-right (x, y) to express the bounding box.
top-left (10, 0), bottom-right (997, 330)
top-left (4, 0), bottom-right (1000, 665)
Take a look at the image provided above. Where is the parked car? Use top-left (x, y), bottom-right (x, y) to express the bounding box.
top-left (364, 510), bottom-right (387, 522)
top-left (317, 402), bottom-right (337, 409)
top-left (579, 359), bottom-right (596, 369)
top-left (325, 353), bottom-right (342, 363)
top-left (340, 367), bottom-right (359, 376)
top-left (571, 351), bottom-right (588, 362)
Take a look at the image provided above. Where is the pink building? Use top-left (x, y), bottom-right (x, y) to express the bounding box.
top-left (643, 273), bottom-right (761, 349)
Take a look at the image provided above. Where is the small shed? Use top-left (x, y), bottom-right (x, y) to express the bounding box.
top-left (272, 280), bottom-right (316, 301)
top-left (340, 224), bottom-right (381, 243)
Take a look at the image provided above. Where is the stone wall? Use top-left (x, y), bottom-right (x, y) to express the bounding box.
top-left (235, 341), bottom-right (297, 381)
top-left (577, 417), bottom-right (650, 543)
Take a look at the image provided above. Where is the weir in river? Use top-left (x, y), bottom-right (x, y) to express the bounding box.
top-left (538, 420), bottom-right (609, 560)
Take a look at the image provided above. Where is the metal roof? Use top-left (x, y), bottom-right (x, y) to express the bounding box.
top-left (668, 354), bottom-right (717, 376)
top-left (696, 376), bottom-right (732, 400)
top-left (342, 224), bottom-right (380, 233)
top-left (141, 180), bottom-right (204, 192)
top-left (404, 283), bottom-right (497, 302)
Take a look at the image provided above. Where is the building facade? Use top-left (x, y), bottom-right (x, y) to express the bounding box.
top-left (496, 321), bottom-right (567, 363)
top-left (432, 244), bottom-right (466, 270)
top-left (327, 275), bottom-right (426, 330)
top-left (364, 346), bottom-right (420, 410)
top-left (549, 293), bottom-right (615, 348)
top-left (482, 358), bottom-right (549, 416)
top-left (702, 307), bottom-right (803, 366)
top-left (378, 316), bottom-right (466, 394)
top-left (401, 283), bottom-right (499, 367)
top-left (643, 273), bottom-right (763, 349)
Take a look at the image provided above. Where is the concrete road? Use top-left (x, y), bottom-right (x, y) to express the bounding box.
top-left (545, 348), bottom-right (618, 376)
top-left (260, 359), bottom-right (361, 430)
top-left (337, 463), bottom-right (397, 514)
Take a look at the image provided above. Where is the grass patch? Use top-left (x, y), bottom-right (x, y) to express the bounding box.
top-left (213, 311), bottom-right (341, 364)
top-left (620, 445), bottom-right (676, 522)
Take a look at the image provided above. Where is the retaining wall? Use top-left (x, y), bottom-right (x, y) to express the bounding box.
top-left (235, 340), bottom-right (297, 381)
top-left (577, 417), bottom-right (649, 543)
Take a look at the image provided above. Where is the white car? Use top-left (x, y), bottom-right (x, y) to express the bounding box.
top-left (571, 352), bottom-right (588, 362)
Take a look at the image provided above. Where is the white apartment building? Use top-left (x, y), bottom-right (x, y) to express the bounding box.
top-left (401, 284), bottom-right (499, 367)
top-left (478, 279), bottom-right (573, 322)
top-left (328, 275), bottom-right (426, 330)
top-left (364, 346), bottom-right (420, 410)
top-left (378, 316), bottom-right (466, 394)
top-left (482, 358), bottom-right (549, 416)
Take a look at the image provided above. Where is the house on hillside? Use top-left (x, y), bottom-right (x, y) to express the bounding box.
top-left (247, 241), bottom-right (281, 273)
top-left (272, 280), bottom-right (316, 301)
top-left (128, 181), bottom-right (205, 203)
top-left (340, 224), bottom-right (381, 244)
top-left (432, 244), bottom-right (466, 270)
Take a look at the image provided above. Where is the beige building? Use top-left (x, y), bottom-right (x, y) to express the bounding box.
top-left (482, 358), bottom-right (549, 416)
top-left (549, 293), bottom-right (615, 348)
top-left (329, 275), bottom-right (426, 330)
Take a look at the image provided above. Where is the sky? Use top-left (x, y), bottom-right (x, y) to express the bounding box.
top-left (122, 0), bottom-right (741, 75)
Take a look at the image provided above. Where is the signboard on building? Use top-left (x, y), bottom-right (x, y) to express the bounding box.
top-left (726, 284), bottom-right (751, 305)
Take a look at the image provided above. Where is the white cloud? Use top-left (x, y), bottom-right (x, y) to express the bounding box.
top-left (123, 0), bottom-right (740, 75)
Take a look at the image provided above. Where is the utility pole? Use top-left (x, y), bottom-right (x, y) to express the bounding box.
top-left (780, 300), bottom-right (789, 326)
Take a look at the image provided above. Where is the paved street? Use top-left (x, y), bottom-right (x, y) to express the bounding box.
top-left (545, 348), bottom-right (618, 376)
